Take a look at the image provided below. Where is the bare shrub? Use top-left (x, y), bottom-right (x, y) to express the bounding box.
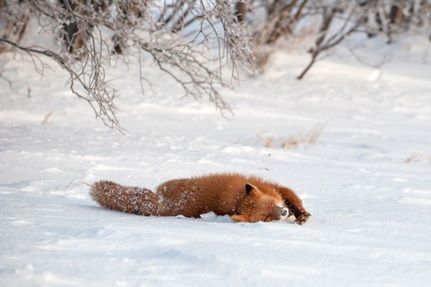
top-left (238, 0), bottom-right (431, 78)
top-left (259, 124), bottom-right (324, 149)
top-left (405, 152), bottom-right (431, 164)
top-left (297, 3), bottom-right (369, 79)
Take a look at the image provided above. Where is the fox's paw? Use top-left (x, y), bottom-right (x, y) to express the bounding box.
top-left (294, 210), bottom-right (311, 225)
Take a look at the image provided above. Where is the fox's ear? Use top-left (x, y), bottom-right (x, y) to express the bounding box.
top-left (245, 183), bottom-right (257, 195)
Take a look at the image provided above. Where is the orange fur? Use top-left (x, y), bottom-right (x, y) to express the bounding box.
top-left (90, 173), bottom-right (310, 224)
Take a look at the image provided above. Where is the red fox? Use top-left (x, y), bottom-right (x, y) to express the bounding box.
top-left (90, 173), bottom-right (310, 224)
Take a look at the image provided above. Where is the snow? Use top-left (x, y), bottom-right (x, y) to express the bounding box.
top-left (1, 38), bottom-right (431, 286)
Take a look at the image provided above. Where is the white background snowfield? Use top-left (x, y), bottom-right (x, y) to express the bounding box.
top-left (1, 37), bottom-right (431, 286)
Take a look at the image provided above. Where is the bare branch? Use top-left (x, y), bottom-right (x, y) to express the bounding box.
top-left (1, 0), bottom-right (256, 130)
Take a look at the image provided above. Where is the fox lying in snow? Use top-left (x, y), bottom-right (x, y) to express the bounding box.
top-left (91, 173), bottom-right (310, 224)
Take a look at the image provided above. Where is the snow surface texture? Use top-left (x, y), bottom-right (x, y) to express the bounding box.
top-left (1, 38), bottom-right (431, 287)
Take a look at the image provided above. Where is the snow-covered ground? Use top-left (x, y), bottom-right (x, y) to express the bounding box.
top-left (1, 38), bottom-right (431, 286)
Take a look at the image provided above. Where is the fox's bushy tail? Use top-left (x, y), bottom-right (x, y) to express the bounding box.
top-left (90, 181), bottom-right (159, 215)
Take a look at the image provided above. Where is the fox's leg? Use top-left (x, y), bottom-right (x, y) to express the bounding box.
top-left (275, 186), bottom-right (310, 225)
top-left (155, 179), bottom-right (202, 217)
top-left (231, 214), bottom-right (257, 223)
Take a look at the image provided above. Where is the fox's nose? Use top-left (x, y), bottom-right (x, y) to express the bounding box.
top-left (276, 207), bottom-right (288, 217)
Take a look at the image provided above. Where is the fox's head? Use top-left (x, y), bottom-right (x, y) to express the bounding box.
top-left (231, 183), bottom-right (289, 223)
